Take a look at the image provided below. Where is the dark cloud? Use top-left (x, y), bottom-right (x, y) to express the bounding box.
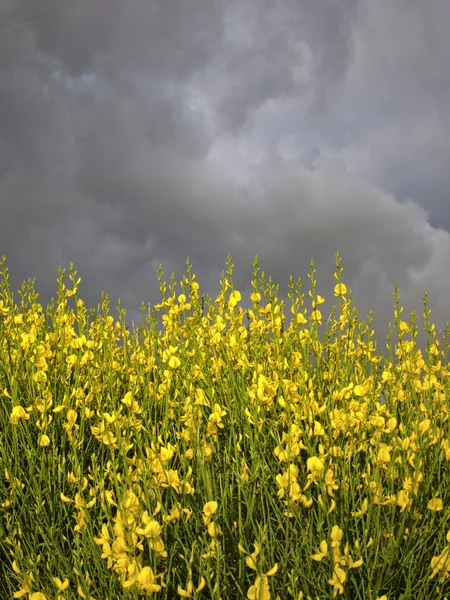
top-left (1, 0), bottom-right (449, 360)
top-left (5, 0), bottom-right (223, 77)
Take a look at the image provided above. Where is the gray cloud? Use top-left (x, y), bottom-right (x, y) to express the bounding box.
top-left (1, 0), bottom-right (449, 361)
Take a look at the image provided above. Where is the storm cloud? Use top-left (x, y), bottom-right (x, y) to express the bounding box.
top-left (1, 0), bottom-right (449, 357)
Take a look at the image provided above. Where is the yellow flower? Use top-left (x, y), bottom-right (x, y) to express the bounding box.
top-left (169, 355), bottom-right (181, 369)
top-left (160, 443), bottom-right (176, 463)
top-left (428, 498), bottom-right (443, 511)
top-left (310, 309), bottom-right (322, 323)
top-left (419, 419), bottom-right (431, 435)
top-left (247, 566), bottom-right (277, 600)
top-left (93, 523), bottom-right (111, 546)
top-left (52, 578), bottom-right (69, 592)
top-left (328, 565), bottom-right (346, 595)
top-left (207, 521), bottom-right (223, 538)
top-left (247, 576), bottom-right (270, 600)
top-left (39, 435), bottom-right (50, 448)
top-left (229, 290), bottom-right (242, 308)
top-left (430, 547), bottom-right (450, 580)
top-left (136, 519), bottom-right (162, 538)
top-left (135, 566), bottom-right (162, 593)
top-left (10, 405), bottom-right (30, 425)
top-left (351, 498), bottom-right (369, 517)
top-left (194, 388), bottom-right (209, 406)
top-left (306, 456), bottom-right (324, 474)
top-left (334, 283), bottom-right (347, 296)
top-left (0, 299), bottom-right (10, 314)
top-left (311, 540), bottom-right (328, 562)
top-left (245, 543), bottom-right (260, 570)
top-left (331, 525), bottom-right (344, 543)
top-left (177, 576), bottom-right (206, 597)
top-left (203, 501), bottom-right (218, 519)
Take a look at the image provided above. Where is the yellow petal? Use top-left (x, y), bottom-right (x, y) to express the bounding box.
top-left (52, 577), bottom-right (69, 591)
top-left (177, 586), bottom-right (191, 598)
top-left (196, 577), bottom-right (206, 592)
top-left (203, 501), bottom-right (218, 516)
top-left (265, 563), bottom-right (278, 577)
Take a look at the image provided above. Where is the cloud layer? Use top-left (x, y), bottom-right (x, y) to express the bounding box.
top-left (1, 0), bottom-right (449, 356)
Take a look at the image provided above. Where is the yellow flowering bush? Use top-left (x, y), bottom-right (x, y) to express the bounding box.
top-left (0, 252), bottom-right (449, 599)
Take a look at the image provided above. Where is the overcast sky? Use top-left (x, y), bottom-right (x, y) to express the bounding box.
top-left (1, 0), bottom-right (449, 358)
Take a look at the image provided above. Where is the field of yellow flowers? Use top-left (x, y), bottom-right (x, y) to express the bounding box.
top-left (0, 252), bottom-right (449, 599)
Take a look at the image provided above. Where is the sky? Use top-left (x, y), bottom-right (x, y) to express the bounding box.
top-left (1, 0), bottom-right (449, 360)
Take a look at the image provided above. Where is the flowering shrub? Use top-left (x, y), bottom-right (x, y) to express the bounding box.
top-left (0, 252), bottom-right (449, 599)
